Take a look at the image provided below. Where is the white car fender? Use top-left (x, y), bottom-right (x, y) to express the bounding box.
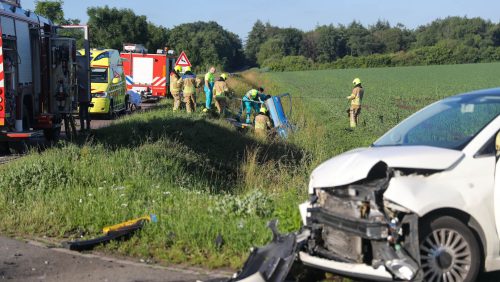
top-left (383, 161), bottom-right (500, 272)
top-left (383, 175), bottom-right (466, 217)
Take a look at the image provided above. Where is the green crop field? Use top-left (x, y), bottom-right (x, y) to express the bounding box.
top-left (265, 62), bottom-right (500, 161)
top-left (0, 62), bottom-right (499, 277)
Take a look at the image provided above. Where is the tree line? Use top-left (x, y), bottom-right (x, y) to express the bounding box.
top-left (35, 1), bottom-right (245, 72)
top-left (248, 18), bottom-right (500, 71)
top-left (35, 1), bottom-right (500, 72)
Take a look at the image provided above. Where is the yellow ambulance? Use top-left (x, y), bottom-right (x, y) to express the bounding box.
top-left (79, 49), bottom-right (127, 118)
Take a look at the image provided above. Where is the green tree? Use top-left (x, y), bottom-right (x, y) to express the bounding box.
top-left (300, 30), bottom-right (319, 61)
top-left (256, 38), bottom-right (285, 65)
top-left (168, 21), bottom-right (245, 71)
top-left (35, 0), bottom-right (64, 24)
top-left (315, 25), bottom-right (347, 62)
top-left (146, 23), bottom-right (169, 52)
top-left (87, 6), bottom-right (150, 50)
top-left (345, 21), bottom-right (370, 56)
top-left (245, 20), bottom-right (267, 65)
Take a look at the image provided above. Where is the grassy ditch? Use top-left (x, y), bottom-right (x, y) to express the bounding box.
top-left (0, 103), bottom-right (308, 269)
top-left (1, 62), bottom-right (498, 272)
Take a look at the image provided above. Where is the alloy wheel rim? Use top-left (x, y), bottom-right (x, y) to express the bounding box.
top-left (420, 228), bottom-right (472, 282)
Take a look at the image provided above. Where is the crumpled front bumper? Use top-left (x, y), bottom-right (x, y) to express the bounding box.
top-left (231, 197), bottom-right (422, 282)
top-left (229, 220), bottom-right (304, 282)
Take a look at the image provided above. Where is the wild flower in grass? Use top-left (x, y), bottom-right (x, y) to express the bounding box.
top-left (121, 203), bottom-right (128, 207)
top-left (114, 186), bottom-right (125, 190)
top-left (88, 193), bottom-right (92, 197)
top-left (98, 187), bottom-right (104, 191)
top-left (211, 190), bottom-right (274, 218)
top-left (79, 199), bottom-right (83, 204)
top-left (238, 220), bottom-right (245, 229)
top-left (163, 191), bottom-right (171, 196)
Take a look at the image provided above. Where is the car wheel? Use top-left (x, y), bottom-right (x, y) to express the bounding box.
top-left (419, 216), bottom-right (480, 282)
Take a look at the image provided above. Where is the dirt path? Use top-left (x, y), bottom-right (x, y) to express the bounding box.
top-left (0, 236), bottom-right (229, 282)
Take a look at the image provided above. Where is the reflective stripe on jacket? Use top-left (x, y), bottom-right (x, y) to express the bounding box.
top-left (255, 114), bottom-right (271, 130)
top-left (213, 80), bottom-right (229, 97)
top-left (181, 73), bottom-right (197, 94)
top-left (170, 72), bottom-right (181, 93)
top-left (348, 86), bottom-right (364, 106)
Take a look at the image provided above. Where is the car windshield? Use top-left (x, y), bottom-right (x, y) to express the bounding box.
top-left (373, 92), bottom-right (500, 150)
top-left (91, 68), bottom-right (108, 83)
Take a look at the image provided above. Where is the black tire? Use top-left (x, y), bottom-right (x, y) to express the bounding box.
top-left (419, 216), bottom-right (481, 282)
top-left (8, 141), bottom-right (27, 154)
top-left (0, 142), bottom-right (9, 154)
top-left (22, 105), bottom-right (31, 131)
top-left (107, 100), bottom-right (115, 120)
top-left (43, 127), bottom-right (61, 145)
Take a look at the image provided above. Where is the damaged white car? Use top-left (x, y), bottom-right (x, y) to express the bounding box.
top-left (233, 88), bottom-right (500, 282)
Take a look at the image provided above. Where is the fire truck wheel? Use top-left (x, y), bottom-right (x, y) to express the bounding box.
top-left (44, 127), bottom-right (61, 145)
top-left (8, 141), bottom-right (28, 154)
top-left (0, 142), bottom-right (9, 154)
top-left (22, 105), bottom-right (31, 131)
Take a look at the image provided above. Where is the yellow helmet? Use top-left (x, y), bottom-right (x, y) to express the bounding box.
top-left (174, 65), bottom-right (182, 72)
top-left (250, 89), bottom-right (258, 98)
top-left (352, 78), bottom-right (361, 86)
top-left (260, 106), bottom-right (268, 114)
top-left (185, 66), bottom-right (192, 72)
top-left (220, 73), bottom-right (228, 80)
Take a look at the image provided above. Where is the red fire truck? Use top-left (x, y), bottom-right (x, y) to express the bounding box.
top-left (120, 44), bottom-right (176, 100)
top-left (0, 0), bottom-right (81, 152)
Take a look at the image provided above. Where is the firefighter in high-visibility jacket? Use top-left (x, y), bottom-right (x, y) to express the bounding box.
top-left (213, 73), bottom-right (229, 115)
top-left (179, 66), bottom-right (197, 113)
top-left (170, 65), bottom-right (183, 111)
top-left (239, 87), bottom-right (268, 124)
top-left (347, 78), bottom-right (364, 128)
top-left (254, 106), bottom-right (272, 139)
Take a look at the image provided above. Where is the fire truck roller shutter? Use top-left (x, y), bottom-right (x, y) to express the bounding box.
top-left (133, 57), bottom-right (153, 85)
top-left (0, 16), bottom-right (15, 36)
top-left (15, 20), bottom-right (32, 84)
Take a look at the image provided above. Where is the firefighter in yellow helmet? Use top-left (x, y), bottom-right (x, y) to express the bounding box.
top-left (170, 65), bottom-right (183, 111)
top-left (213, 73), bottom-right (230, 115)
top-left (346, 78), bottom-right (364, 128)
top-left (179, 66), bottom-right (197, 113)
top-left (254, 106), bottom-right (273, 139)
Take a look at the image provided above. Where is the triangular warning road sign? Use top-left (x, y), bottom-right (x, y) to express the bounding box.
top-left (175, 51), bottom-right (192, 67)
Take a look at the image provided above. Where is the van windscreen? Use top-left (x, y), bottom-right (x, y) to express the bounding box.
top-left (91, 68), bottom-right (108, 83)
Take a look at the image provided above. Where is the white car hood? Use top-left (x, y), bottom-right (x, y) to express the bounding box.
top-left (309, 146), bottom-right (464, 192)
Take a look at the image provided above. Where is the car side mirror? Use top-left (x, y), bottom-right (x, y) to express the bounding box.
top-left (112, 77), bottom-right (120, 84)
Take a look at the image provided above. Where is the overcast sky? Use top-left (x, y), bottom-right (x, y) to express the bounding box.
top-left (22, 0), bottom-right (500, 41)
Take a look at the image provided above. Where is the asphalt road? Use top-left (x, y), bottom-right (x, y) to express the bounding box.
top-left (0, 236), bottom-right (229, 282)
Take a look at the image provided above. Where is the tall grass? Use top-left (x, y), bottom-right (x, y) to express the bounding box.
top-left (0, 101), bottom-right (307, 268)
top-left (1, 62), bottom-right (498, 271)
